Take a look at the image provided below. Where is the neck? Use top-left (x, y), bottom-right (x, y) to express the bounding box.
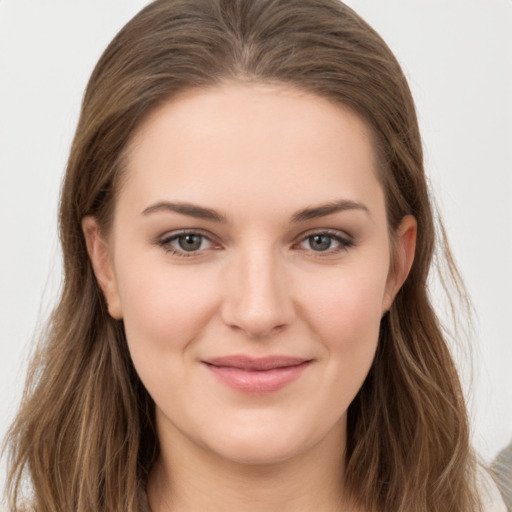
top-left (147, 418), bottom-right (354, 512)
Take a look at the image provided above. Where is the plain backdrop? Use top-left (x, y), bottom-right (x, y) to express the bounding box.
top-left (1, 0), bottom-right (511, 492)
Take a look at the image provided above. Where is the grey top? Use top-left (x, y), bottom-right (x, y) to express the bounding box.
top-left (492, 439), bottom-right (512, 511)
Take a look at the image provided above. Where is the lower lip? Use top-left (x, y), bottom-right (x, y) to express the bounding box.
top-left (204, 361), bottom-right (311, 393)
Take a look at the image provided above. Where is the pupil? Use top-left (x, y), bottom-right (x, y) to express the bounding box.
top-left (179, 234), bottom-right (202, 251)
top-left (311, 235), bottom-right (331, 251)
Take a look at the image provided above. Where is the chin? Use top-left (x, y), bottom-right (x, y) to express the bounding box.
top-left (199, 416), bottom-right (332, 467)
top-left (212, 437), bottom-right (308, 466)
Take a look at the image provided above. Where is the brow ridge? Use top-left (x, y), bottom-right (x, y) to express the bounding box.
top-left (291, 199), bottom-right (370, 223)
top-left (141, 198), bottom-right (369, 223)
top-left (141, 201), bottom-right (227, 222)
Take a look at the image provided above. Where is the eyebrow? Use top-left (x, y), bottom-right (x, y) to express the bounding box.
top-left (141, 201), bottom-right (228, 222)
top-left (141, 199), bottom-right (369, 223)
top-left (290, 199), bottom-right (370, 222)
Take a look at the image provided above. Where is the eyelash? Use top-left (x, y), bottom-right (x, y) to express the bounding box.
top-left (296, 229), bottom-right (355, 255)
top-left (156, 229), bottom-right (355, 258)
top-left (157, 230), bottom-right (217, 258)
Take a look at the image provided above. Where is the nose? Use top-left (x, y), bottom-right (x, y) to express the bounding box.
top-left (220, 247), bottom-right (295, 339)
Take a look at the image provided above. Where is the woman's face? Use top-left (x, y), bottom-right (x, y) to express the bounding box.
top-left (85, 83), bottom-right (415, 466)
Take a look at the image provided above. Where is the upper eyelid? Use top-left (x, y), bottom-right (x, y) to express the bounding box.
top-left (158, 228), bottom-right (217, 242)
top-left (294, 227), bottom-right (353, 242)
top-left (157, 227), bottom-right (352, 242)
top-left (299, 227), bottom-right (350, 237)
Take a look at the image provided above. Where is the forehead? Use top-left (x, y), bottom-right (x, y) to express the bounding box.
top-left (119, 82), bottom-right (385, 223)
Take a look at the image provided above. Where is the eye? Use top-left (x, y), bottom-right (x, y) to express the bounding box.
top-left (157, 230), bottom-right (216, 257)
top-left (297, 230), bottom-right (354, 254)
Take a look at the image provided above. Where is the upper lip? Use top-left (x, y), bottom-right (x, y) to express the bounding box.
top-left (203, 355), bottom-right (311, 371)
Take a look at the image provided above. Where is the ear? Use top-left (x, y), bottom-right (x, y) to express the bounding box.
top-left (382, 215), bottom-right (417, 313)
top-left (82, 216), bottom-right (123, 319)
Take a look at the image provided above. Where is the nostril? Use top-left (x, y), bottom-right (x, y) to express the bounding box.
top-left (227, 321), bottom-right (286, 339)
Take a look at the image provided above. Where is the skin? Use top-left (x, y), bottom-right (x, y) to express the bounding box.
top-left (83, 82), bottom-right (416, 512)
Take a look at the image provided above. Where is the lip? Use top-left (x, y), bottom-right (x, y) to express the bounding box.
top-left (202, 355), bottom-right (312, 393)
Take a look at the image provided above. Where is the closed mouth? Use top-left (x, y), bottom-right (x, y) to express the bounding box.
top-left (202, 355), bottom-right (312, 393)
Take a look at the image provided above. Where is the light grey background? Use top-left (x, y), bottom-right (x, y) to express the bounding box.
top-left (1, 0), bottom-right (511, 492)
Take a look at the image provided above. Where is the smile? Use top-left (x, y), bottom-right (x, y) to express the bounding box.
top-left (202, 355), bottom-right (312, 393)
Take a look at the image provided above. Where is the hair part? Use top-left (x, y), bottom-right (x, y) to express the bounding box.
top-left (4, 1), bottom-right (481, 511)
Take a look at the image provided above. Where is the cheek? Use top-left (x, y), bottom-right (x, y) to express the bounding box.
top-left (297, 262), bottom-right (388, 396)
top-left (301, 264), bottom-right (388, 341)
top-left (114, 258), bottom-right (221, 366)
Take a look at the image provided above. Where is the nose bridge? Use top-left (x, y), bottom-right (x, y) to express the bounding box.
top-left (221, 241), bottom-right (294, 338)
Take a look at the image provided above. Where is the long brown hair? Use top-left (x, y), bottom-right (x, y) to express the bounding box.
top-left (4, 1), bottom-right (481, 510)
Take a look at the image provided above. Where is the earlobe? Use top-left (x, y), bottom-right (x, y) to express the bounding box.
top-left (383, 215), bottom-right (417, 312)
top-left (82, 217), bottom-right (123, 319)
